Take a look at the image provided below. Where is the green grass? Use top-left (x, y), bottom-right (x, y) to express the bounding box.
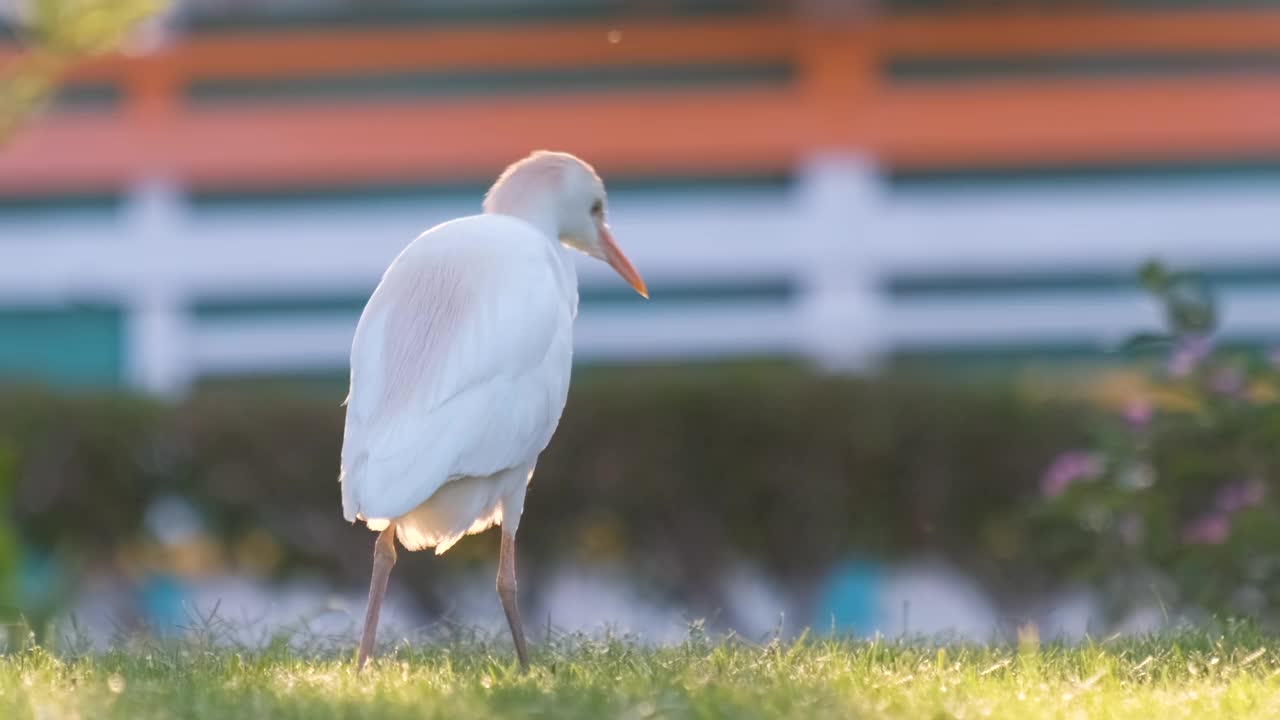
top-left (4, 626), bottom-right (1280, 719)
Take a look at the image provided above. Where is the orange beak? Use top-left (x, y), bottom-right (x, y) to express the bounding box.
top-left (599, 223), bottom-right (648, 298)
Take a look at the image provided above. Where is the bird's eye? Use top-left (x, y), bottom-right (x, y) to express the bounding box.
top-left (589, 199), bottom-right (604, 216)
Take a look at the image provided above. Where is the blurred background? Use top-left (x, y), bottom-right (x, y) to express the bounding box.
top-left (2, 0), bottom-right (1280, 649)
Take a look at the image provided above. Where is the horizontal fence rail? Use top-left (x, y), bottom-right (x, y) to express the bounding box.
top-left (4, 160), bottom-right (1280, 392)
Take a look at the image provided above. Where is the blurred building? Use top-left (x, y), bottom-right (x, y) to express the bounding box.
top-left (1, 0), bottom-right (1279, 393)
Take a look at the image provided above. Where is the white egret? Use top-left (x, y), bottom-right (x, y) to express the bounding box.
top-left (339, 151), bottom-right (647, 670)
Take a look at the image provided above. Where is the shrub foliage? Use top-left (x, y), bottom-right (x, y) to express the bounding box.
top-left (1031, 263), bottom-right (1280, 621)
top-left (0, 369), bottom-right (1088, 626)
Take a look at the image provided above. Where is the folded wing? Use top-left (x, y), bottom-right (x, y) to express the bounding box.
top-left (340, 215), bottom-right (572, 522)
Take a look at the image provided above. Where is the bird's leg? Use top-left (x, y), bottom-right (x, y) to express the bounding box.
top-left (357, 524), bottom-right (397, 671)
top-left (497, 529), bottom-right (530, 671)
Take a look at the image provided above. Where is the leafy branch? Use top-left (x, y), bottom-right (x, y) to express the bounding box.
top-left (1, 0), bottom-right (163, 141)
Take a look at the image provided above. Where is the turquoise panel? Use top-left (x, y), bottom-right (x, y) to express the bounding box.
top-left (889, 160), bottom-right (1280, 189)
top-left (888, 267), bottom-right (1280, 299)
top-left (888, 52), bottom-right (1280, 83)
top-left (185, 0), bottom-right (772, 31)
top-left (0, 194), bottom-right (121, 218)
top-left (0, 306), bottom-right (124, 387)
top-left (188, 175), bottom-right (790, 210)
top-left (191, 277), bottom-right (794, 321)
top-left (186, 63), bottom-right (793, 104)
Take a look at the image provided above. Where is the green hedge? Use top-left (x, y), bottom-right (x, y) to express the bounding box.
top-left (0, 368), bottom-right (1094, 621)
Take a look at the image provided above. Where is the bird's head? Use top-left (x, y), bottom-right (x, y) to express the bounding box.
top-left (485, 150), bottom-right (647, 298)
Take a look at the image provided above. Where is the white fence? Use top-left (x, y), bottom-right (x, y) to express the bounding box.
top-left (3, 154), bottom-right (1280, 394)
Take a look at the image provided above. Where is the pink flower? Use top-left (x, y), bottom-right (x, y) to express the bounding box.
top-left (1168, 334), bottom-right (1214, 378)
top-left (1041, 451), bottom-right (1104, 498)
top-left (1183, 512), bottom-right (1231, 545)
top-left (1123, 400), bottom-right (1152, 429)
top-left (1216, 478), bottom-right (1266, 513)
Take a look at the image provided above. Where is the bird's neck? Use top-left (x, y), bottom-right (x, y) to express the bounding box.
top-left (549, 240), bottom-right (579, 307)
top-left (484, 190), bottom-right (577, 305)
top-left (484, 189), bottom-right (560, 242)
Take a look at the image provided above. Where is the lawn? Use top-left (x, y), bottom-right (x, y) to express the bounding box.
top-left (4, 626), bottom-right (1280, 719)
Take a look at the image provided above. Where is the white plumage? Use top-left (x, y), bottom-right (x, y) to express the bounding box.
top-left (341, 151), bottom-right (646, 671)
top-left (340, 214), bottom-right (576, 552)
